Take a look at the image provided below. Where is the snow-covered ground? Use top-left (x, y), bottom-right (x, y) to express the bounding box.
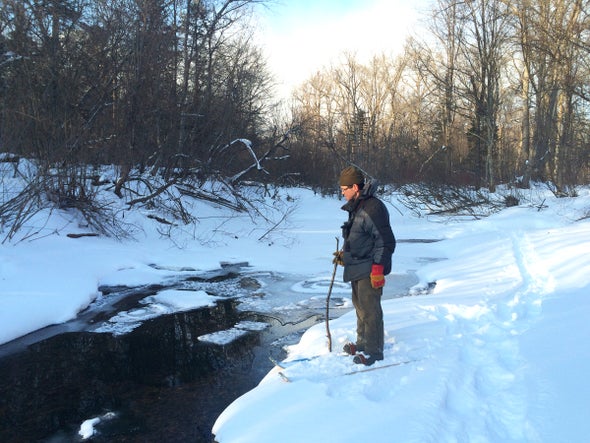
top-left (212, 188), bottom-right (590, 443)
top-left (1, 166), bottom-right (589, 441)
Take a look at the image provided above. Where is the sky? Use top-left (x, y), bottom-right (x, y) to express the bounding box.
top-left (256, 0), bottom-right (431, 99)
top-left (1, 156), bottom-right (590, 441)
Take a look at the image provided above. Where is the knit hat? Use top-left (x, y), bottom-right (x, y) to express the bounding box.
top-left (339, 166), bottom-right (364, 186)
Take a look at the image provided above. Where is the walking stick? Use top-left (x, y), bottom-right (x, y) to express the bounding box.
top-left (326, 237), bottom-right (340, 352)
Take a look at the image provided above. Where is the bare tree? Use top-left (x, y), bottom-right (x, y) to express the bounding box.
top-left (452, 0), bottom-right (512, 191)
top-left (410, 0), bottom-right (463, 182)
top-left (506, 0), bottom-right (589, 191)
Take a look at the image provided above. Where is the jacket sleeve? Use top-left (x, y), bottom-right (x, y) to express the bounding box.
top-left (364, 199), bottom-right (396, 275)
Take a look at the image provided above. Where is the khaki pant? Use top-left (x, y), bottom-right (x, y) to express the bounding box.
top-left (351, 277), bottom-right (384, 357)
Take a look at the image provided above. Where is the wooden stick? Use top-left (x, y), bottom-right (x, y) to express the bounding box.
top-left (326, 237), bottom-right (339, 352)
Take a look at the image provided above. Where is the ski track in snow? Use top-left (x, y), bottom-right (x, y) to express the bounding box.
top-left (423, 232), bottom-right (549, 442)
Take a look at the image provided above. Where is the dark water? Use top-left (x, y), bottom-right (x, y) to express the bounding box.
top-left (0, 269), bottom-right (318, 443)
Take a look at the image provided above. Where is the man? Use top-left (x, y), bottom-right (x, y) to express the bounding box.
top-left (335, 166), bottom-right (396, 366)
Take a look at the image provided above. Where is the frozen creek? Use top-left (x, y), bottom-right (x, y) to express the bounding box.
top-left (0, 253), bottom-right (428, 442)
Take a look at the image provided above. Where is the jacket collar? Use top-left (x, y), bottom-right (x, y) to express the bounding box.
top-left (341, 180), bottom-right (376, 212)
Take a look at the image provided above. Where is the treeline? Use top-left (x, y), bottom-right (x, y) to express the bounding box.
top-left (284, 0), bottom-right (590, 193)
top-left (0, 0), bottom-right (285, 201)
top-left (1, 0), bottom-right (589, 203)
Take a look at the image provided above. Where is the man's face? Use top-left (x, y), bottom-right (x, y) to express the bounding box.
top-left (340, 184), bottom-right (359, 201)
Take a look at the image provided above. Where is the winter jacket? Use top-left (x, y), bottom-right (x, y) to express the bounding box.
top-left (340, 181), bottom-right (396, 283)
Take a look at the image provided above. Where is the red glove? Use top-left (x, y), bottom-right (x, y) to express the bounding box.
top-left (370, 264), bottom-right (385, 288)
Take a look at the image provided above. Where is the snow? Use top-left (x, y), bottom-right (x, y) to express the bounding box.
top-left (1, 169), bottom-right (590, 441)
top-left (212, 188), bottom-right (590, 443)
top-left (94, 289), bottom-right (221, 335)
top-left (77, 412), bottom-right (116, 439)
top-left (198, 320), bottom-right (270, 346)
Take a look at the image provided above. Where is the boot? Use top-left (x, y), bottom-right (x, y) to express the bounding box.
top-left (353, 352), bottom-right (384, 366)
top-left (343, 342), bottom-right (362, 355)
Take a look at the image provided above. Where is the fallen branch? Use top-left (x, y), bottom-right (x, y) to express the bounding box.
top-left (126, 178), bottom-right (177, 206)
top-left (67, 233), bottom-right (99, 238)
top-left (147, 214), bottom-right (176, 225)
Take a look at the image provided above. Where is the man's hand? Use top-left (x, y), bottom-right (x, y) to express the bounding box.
top-left (370, 264), bottom-right (385, 288)
top-left (332, 250), bottom-right (344, 266)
